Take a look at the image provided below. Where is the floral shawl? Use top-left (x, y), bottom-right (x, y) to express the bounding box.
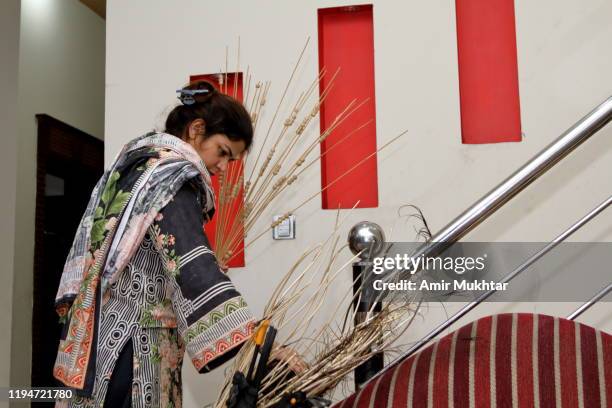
top-left (54, 132), bottom-right (215, 392)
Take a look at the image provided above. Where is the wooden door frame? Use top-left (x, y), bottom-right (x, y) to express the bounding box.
top-left (32, 114), bottom-right (103, 387)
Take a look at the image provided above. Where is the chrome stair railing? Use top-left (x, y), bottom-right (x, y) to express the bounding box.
top-left (355, 96), bottom-right (612, 388)
top-left (568, 281), bottom-right (612, 321)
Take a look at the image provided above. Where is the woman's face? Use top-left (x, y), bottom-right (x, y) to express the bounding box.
top-left (195, 134), bottom-right (246, 176)
top-left (186, 119), bottom-right (246, 176)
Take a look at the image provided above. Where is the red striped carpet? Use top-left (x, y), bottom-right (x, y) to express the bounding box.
top-left (333, 313), bottom-right (612, 408)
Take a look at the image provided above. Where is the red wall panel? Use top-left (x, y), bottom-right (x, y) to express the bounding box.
top-left (318, 5), bottom-right (379, 209)
top-left (190, 73), bottom-right (245, 268)
top-left (456, 0), bottom-right (522, 144)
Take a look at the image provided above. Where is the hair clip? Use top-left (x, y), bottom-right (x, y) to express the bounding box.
top-left (176, 89), bottom-right (210, 105)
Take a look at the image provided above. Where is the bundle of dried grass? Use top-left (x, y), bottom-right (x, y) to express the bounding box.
top-left (211, 39), bottom-right (404, 267)
top-left (213, 210), bottom-right (421, 407)
top-left (206, 39), bottom-right (416, 407)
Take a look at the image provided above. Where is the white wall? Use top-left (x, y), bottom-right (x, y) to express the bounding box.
top-left (0, 1), bottom-right (21, 405)
top-left (11, 0), bottom-right (105, 389)
top-left (106, 0), bottom-right (612, 405)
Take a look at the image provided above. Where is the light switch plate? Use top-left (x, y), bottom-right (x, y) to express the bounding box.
top-left (272, 215), bottom-right (295, 240)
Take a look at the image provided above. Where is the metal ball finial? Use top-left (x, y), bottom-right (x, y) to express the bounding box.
top-left (348, 221), bottom-right (385, 260)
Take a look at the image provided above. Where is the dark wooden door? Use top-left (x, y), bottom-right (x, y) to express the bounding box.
top-left (32, 114), bottom-right (103, 402)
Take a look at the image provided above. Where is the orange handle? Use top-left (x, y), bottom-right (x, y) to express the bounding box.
top-left (254, 320), bottom-right (270, 346)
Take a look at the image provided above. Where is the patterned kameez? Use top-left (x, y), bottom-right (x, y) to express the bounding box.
top-left (53, 133), bottom-right (254, 407)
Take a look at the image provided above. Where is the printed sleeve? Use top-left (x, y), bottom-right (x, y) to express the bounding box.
top-left (151, 182), bottom-right (255, 373)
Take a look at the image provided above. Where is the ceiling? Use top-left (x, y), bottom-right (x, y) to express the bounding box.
top-left (79, 0), bottom-right (106, 19)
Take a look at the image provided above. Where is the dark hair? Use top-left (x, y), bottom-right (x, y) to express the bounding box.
top-left (165, 80), bottom-right (253, 150)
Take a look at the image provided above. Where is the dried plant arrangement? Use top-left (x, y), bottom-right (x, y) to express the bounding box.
top-left (201, 39), bottom-right (419, 407)
top-left (210, 39), bottom-right (407, 267)
top-left (213, 210), bottom-right (422, 407)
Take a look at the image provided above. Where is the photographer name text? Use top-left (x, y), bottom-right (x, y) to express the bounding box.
top-left (373, 279), bottom-right (509, 292)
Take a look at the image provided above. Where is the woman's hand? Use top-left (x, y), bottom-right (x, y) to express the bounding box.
top-left (270, 345), bottom-right (309, 375)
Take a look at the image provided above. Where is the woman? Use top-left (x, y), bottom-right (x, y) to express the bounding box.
top-left (53, 81), bottom-right (284, 407)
